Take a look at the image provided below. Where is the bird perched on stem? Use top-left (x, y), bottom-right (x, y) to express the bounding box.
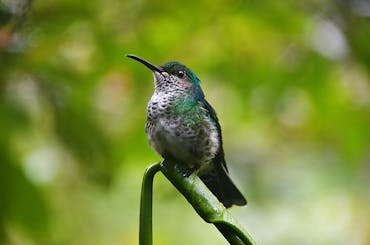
top-left (127, 54), bottom-right (246, 208)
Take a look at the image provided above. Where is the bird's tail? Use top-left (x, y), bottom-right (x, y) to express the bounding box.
top-left (199, 160), bottom-right (247, 208)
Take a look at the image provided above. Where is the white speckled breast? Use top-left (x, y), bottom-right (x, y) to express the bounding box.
top-left (146, 90), bottom-right (219, 168)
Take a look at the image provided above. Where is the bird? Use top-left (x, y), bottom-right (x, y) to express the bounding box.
top-left (127, 54), bottom-right (247, 208)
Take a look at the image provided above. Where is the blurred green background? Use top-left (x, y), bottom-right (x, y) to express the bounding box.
top-left (1, 0), bottom-right (369, 244)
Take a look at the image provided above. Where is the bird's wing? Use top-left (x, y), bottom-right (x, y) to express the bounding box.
top-left (199, 97), bottom-right (229, 173)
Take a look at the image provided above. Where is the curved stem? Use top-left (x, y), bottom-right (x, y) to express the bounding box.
top-left (215, 223), bottom-right (245, 245)
top-left (139, 161), bottom-right (256, 245)
top-left (139, 162), bottom-right (161, 245)
top-left (160, 160), bottom-right (255, 245)
top-left (215, 222), bottom-right (255, 245)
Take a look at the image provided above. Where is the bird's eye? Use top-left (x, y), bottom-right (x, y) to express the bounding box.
top-left (177, 70), bottom-right (185, 78)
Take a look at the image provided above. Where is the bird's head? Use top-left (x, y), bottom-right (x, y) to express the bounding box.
top-left (126, 54), bottom-right (200, 92)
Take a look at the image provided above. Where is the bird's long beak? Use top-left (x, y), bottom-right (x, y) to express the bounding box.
top-left (126, 54), bottom-right (164, 73)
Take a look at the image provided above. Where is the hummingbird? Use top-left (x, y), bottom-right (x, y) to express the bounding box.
top-left (127, 54), bottom-right (247, 208)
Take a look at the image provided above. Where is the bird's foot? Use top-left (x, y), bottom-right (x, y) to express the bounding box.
top-left (174, 164), bottom-right (196, 177)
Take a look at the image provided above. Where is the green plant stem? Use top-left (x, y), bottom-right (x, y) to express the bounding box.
top-left (215, 223), bottom-right (245, 245)
top-left (139, 162), bottom-right (161, 245)
top-left (160, 160), bottom-right (255, 245)
top-left (139, 161), bottom-right (256, 245)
